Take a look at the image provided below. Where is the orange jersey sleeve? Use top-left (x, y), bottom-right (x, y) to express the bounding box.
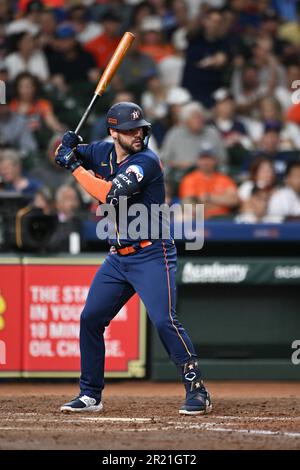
top-left (73, 166), bottom-right (112, 203)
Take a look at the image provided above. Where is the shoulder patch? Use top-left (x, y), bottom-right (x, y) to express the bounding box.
top-left (125, 164), bottom-right (144, 182)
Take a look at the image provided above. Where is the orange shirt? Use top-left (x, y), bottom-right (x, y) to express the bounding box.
top-left (18, 0), bottom-right (65, 11)
top-left (84, 33), bottom-right (121, 70)
top-left (9, 99), bottom-right (52, 119)
top-left (139, 44), bottom-right (175, 63)
top-left (179, 170), bottom-right (237, 218)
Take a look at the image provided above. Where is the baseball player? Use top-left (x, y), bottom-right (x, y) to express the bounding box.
top-left (56, 102), bottom-right (212, 415)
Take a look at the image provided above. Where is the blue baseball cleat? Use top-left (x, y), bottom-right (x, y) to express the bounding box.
top-left (60, 395), bottom-right (103, 413)
top-left (179, 358), bottom-right (213, 415)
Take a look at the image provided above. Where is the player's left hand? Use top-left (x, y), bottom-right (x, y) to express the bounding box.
top-left (55, 145), bottom-right (83, 172)
top-left (62, 131), bottom-right (83, 148)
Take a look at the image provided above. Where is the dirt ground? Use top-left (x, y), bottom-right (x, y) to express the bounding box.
top-left (0, 381), bottom-right (299, 450)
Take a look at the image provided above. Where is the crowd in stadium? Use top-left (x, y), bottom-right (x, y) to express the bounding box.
top-left (1, 0), bottom-right (300, 245)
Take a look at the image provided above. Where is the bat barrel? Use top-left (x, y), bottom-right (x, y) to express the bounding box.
top-left (95, 32), bottom-right (135, 96)
top-left (74, 32), bottom-right (135, 135)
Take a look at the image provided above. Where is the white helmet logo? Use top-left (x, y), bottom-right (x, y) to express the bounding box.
top-left (131, 110), bottom-right (140, 120)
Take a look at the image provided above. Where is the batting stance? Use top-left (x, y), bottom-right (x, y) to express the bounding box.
top-left (56, 102), bottom-right (212, 415)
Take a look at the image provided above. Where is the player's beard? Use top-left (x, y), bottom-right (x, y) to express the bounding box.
top-left (116, 134), bottom-right (143, 154)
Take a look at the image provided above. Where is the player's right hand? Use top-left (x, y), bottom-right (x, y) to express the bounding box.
top-left (62, 131), bottom-right (83, 149)
top-left (55, 145), bottom-right (83, 172)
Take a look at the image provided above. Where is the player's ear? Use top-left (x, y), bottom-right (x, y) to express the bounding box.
top-left (109, 128), bottom-right (117, 140)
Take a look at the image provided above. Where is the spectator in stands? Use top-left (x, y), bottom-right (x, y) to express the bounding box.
top-left (242, 96), bottom-right (300, 150)
top-left (0, 22), bottom-right (8, 60)
top-left (141, 73), bottom-right (168, 146)
top-left (276, 63), bottom-right (300, 112)
top-left (5, 31), bottom-right (49, 82)
top-left (285, 65), bottom-right (300, 126)
top-left (171, 0), bottom-right (189, 52)
top-left (28, 133), bottom-right (72, 190)
top-left (146, 0), bottom-right (178, 33)
top-left (84, 10), bottom-right (121, 70)
top-left (0, 0), bottom-right (12, 26)
top-left (9, 72), bottom-right (65, 136)
top-left (37, 9), bottom-right (57, 55)
top-left (157, 44), bottom-right (185, 89)
top-left (51, 184), bottom-right (82, 252)
top-left (179, 143), bottom-right (239, 219)
top-left (250, 34), bottom-right (286, 87)
top-left (116, 31), bottom-right (158, 97)
top-left (254, 126), bottom-right (299, 178)
top-left (6, 0), bottom-right (43, 36)
top-left (182, 8), bottom-right (229, 107)
top-left (257, 96), bottom-right (300, 150)
top-left (267, 161), bottom-right (300, 220)
top-left (238, 156), bottom-right (277, 202)
top-left (139, 15), bottom-right (175, 64)
top-left (32, 185), bottom-right (55, 215)
top-left (55, 184), bottom-right (80, 223)
top-left (0, 103), bottom-right (37, 156)
top-left (0, 60), bottom-right (10, 101)
top-left (91, 0), bottom-right (132, 33)
top-left (48, 24), bottom-right (98, 89)
top-left (212, 88), bottom-right (252, 150)
top-left (236, 186), bottom-right (274, 223)
top-left (260, 9), bottom-right (290, 57)
top-left (0, 148), bottom-right (41, 195)
top-left (69, 5), bottom-right (102, 45)
top-left (231, 63), bottom-right (269, 119)
top-left (165, 86), bottom-right (192, 128)
top-left (162, 101), bottom-right (227, 173)
top-left (232, 34), bottom-right (286, 110)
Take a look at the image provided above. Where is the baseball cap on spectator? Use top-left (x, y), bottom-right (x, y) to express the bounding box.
top-left (56, 24), bottom-right (76, 39)
top-left (101, 10), bottom-right (122, 23)
top-left (140, 16), bottom-right (163, 32)
top-left (26, 0), bottom-right (44, 13)
top-left (198, 143), bottom-right (217, 158)
top-left (213, 88), bottom-right (233, 103)
top-left (264, 119), bottom-right (282, 132)
top-left (166, 87), bottom-right (192, 106)
top-left (261, 9), bottom-right (279, 22)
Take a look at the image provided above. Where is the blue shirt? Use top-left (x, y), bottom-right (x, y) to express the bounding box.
top-left (77, 141), bottom-right (170, 246)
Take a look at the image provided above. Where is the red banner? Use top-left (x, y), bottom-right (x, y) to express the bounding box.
top-left (0, 262), bottom-right (22, 375)
top-left (22, 263), bottom-right (145, 377)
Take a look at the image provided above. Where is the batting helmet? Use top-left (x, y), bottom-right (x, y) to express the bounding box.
top-left (106, 102), bottom-right (151, 137)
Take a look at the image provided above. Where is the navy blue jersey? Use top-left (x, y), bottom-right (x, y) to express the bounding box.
top-left (77, 141), bottom-right (170, 246)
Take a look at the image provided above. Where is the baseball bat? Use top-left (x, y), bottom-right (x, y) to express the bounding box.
top-left (74, 31), bottom-right (135, 135)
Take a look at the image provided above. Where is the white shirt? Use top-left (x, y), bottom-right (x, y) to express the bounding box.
top-left (238, 180), bottom-right (254, 201)
top-left (5, 51), bottom-right (49, 81)
top-left (267, 187), bottom-right (300, 218)
top-left (158, 55), bottom-right (185, 88)
top-left (77, 23), bottom-right (103, 44)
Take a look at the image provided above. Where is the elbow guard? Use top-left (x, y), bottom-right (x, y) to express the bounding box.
top-left (106, 172), bottom-right (140, 206)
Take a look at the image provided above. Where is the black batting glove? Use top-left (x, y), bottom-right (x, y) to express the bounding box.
top-left (55, 145), bottom-right (83, 172)
top-left (61, 131), bottom-right (83, 149)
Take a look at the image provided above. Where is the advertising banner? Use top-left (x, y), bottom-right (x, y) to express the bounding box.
top-left (178, 258), bottom-right (300, 285)
top-left (21, 258), bottom-right (146, 378)
top-left (0, 258), bottom-right (22, 377)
